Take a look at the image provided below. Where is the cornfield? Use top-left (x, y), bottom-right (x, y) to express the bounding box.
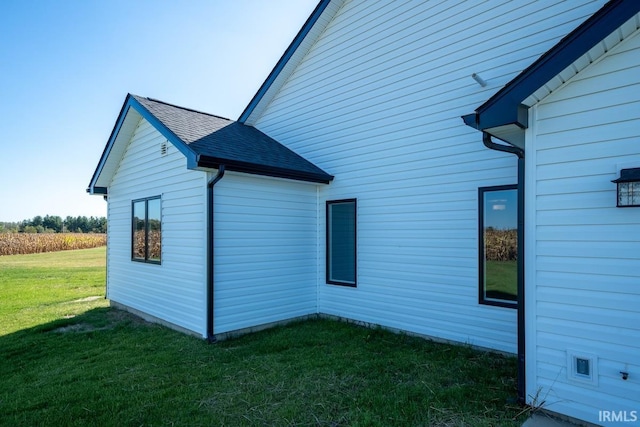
top-left (484, 228), bottom-right (517, 261)
top-left (0, 233), bottom-right (106, 256)
top-left (133, 230), bottom-right (161, 260)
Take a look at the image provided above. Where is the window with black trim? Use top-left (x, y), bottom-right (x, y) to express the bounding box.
top-left (326, 199), bottom-right (357, 286)
top-left (132, 196), bottom-right (161, 264)
top-left (479, 185), bottom-right (517, 308)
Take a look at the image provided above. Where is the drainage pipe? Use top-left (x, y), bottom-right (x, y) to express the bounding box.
top-left (206, 165), bottom-right (225, 342)
top-left (482, 132), bottom-right (526, 404)
top-left (482, 132), bottom-right (523, 158)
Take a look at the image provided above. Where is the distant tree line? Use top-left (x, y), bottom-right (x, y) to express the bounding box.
top-left (0, 215), bottom-right (106, 234)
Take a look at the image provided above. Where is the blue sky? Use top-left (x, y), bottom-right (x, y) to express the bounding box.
top-left (0, 0), bottom-right (317, 222)
top-left (484, 189), bottom-right (518, 230)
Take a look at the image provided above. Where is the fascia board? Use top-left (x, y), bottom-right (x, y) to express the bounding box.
top-left (87, 96), bottom-right (139, 194)
top-left (196, 155), bottom-right (333, 184)
top-left (473, 0), bottom-right (639, 131)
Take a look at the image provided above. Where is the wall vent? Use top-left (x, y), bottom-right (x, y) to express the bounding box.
top-left (161, 141), bottom-right (168, 156)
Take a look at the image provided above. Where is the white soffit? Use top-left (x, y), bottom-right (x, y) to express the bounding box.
top-left (487, 124), bottom-right (525, 150)
top-left (523, 12), bottom-right (640, 107)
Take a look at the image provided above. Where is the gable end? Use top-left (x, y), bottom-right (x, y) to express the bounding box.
top-left (463, 0), bottom-right (640, 145)
top-left (87, 94), bottom-right (200, 195)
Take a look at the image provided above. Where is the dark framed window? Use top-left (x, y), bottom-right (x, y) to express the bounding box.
top-left (479, 185), bottom-right (517, 308)
top-left (326, 199), bottom-right (357, 286)
top-left (132, 196), bottom-right (161, 264)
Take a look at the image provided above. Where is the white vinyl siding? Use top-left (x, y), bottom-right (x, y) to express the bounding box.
top-left (526, 30), bottom-right (640, 425)
top-left (252, 0), bottom-right (606, 353)
top-left (212, 172), bottom-right (318, 334)
top-left (107, 118), bottom-right (208, 336)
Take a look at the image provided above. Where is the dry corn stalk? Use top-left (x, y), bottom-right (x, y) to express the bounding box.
top-left (0, 233), bottom-right (106, 256)
top-left (484, 228), bottom-right (517, 261)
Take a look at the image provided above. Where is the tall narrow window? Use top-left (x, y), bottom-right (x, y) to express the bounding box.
top-left (132, 196), bottom-right (161, 264)
top-left (326, 199), bottom-right (357, 286)
top-left (479, 186), bottom-right (517, 307)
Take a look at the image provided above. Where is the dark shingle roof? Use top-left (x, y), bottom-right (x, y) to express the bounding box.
top-left (131, 95), bottom-right (333, 183)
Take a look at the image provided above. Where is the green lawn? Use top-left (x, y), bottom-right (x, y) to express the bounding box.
top-left (485, 260), bottom-right (518, 302)
top-left (0, 246), bottom-right (108, 335)
top-left (0, 248), bottom-right (524, 426)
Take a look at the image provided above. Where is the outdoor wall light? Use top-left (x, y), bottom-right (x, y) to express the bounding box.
top-left (612, 168), bottom-right (640, 207)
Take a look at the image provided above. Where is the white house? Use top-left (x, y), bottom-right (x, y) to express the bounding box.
top-left (88, 1), bottom-right (640, 425)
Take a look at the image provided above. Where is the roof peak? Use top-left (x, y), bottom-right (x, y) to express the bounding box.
top-left (130, 94), bottom-right (232, 122)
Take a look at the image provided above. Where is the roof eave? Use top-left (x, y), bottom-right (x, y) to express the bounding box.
top-left (465, 0), bottom-right (640, 133)
top-left (89, 187), bottom-right (108, 195)
top-left (87, 95), bottom-right (135, 195)
top-left (462, 105), bottom-right (528, 148)
top-left (197, 155), bottom-right (333, 184)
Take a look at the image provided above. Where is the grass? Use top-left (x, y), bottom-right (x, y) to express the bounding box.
top-left (0, 248), bottom-right (524, 426)
top-left (485, 260), bottom-right (517, 302)
top-left (0, 247), bottom-right (108, 335)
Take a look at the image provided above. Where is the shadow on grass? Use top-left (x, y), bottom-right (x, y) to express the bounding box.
top-left (0, 308), bottom-right (191, 426)
top-left (0, 308), bottom-right (524, 427)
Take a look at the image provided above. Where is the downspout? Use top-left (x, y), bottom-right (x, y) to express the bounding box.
top-left (206, 165), bottom-right (225, 342)
top-left (482, 132), bottom-right (526, 405)
top-left (482, 132), bottom-right (523, 158)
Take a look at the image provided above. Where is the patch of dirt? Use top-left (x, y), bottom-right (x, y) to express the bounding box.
top-left (53, 323), bottom-right (102, 333)
top-left (52, 307), bottom-right (152, 334)
top-left (106, 308), bottom-right (150, 326)
top-left (70, 296), bottom-right (103, 303)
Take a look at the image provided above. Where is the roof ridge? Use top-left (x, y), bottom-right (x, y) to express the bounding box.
top-left (140, 95), bottom-right (233, 122)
